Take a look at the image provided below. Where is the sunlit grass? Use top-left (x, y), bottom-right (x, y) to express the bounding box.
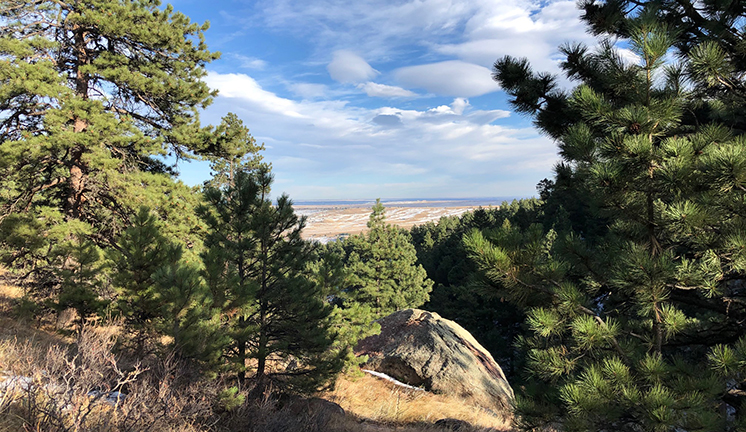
top-left (0, 265), bottom-right (514, 431)
top-left (323, 372), bottom-right (512, 430)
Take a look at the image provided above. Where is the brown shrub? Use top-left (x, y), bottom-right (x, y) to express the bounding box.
top-left (0, 323), bottom-right (217, 432)
top-left (0, 277), bottom-right (511, 432)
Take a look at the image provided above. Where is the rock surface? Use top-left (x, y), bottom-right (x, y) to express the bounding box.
top-left (356, 309), bottom-right (514, 415)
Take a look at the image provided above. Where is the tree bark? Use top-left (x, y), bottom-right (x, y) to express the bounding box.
top-left (237, 316), bottom-right (247, 384)
top-left (67, 23), bottom-right (89, 219)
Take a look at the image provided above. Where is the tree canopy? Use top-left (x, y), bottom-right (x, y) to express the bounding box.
top-left (480, 2), bottom-right (746, 430)
top-left (0, 0), bottom-right (225, 287)
top-left (336, 199), bottom-right (433, 318)
top-left (199, 168), bottom-right (342, 392)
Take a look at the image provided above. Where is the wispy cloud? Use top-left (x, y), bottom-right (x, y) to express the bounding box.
top-left (357, 82), bottom-right (419, 98)
top-left (430, 0), bottom-right (597, 74)
top-left (232, 54), bottom-right (268, 70)
top-left (202, 71), bottom-right (554, 199)
top-left (394, 61), bottom-right (500, 97)
top-left (256, 0), bottom-right (593, 75)
top-left (174, 1), bottom-right (602, 198)
top-left (327, 50), bottom-right (379, 83)
top-left (287, 82), bottom-right (331, 100)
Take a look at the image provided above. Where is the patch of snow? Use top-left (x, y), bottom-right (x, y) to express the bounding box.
top-left (0, 374), bottom-right (34, 393)
top-left (361, 369), bottom-right (425, 392)
top-left (88, 390), bottom-right (127, 405)
top-left (0, 372), bottom-right (127, 408)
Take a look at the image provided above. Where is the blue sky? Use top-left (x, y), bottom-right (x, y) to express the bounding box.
top-left (169, 0), bottom-right (602, 200)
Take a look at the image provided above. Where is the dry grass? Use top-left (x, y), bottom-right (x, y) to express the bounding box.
top-left (0, 267), bottom-right (515, 432)
top-left (298, 205), bottom-right (477, 241)
top-left (0, 323), bottom-right (216, 432)
top-left (0, 267), bottom-right (22, 315)
top-left (0, 271), bottom-right (72, 360)
top-left (322, 373), bottom-right (512, 431)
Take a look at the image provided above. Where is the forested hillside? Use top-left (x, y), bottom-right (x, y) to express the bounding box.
top-left (475, 0), bottom-right (746, 430)
top-left (413, 0), bottom-right (746, 430)
top-left (1, 0), bottom-right (746, 431)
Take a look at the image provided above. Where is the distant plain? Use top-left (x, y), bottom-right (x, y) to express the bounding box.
top-left (296, 198), bottom-right (510, 242)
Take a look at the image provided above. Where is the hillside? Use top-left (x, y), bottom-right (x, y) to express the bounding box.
top-left (0, 274), bottom-right (512, 432)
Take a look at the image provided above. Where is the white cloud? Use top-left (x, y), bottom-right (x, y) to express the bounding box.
top-left (394, 61), bottom-right (500, 97)
top-left (259, 0), bottom-right (481, 59)
top-left (451, 97), bottom-right (469, 115)
top-left (433, 2), bottom-right (594, 71)
top-left (189, 0), bottom-right (602, 198)
top-left (327, 50), bottom-right (379, 83)
top-left (288, 82), bottom-right (330, 99)
top-left (200, 71), bottom-right (548, 199)
top-left (617, 48), bottom-right (642, 66)
top-left (232, 54), bottom-right (268, 70)
top-left (428, 98), bottom-right (471, 115)
top-left (257, 0), bottom-right (593, 75)
top-left (357, 82), bottom-right (418, 98)
top-left (204, 73), bottom-right (307, 118)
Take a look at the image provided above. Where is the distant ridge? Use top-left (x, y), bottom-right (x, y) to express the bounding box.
top-left (294, 197), bottom-right (528, 208)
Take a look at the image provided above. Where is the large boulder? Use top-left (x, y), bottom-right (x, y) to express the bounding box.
top-left (355, 309), bottom-right (514, 415)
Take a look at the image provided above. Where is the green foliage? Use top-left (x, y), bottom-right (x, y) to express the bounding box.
top-left (0, 0), bottom-right (345, 398)
top-left (579, 0), bottom-right (746, 132)
top-left (409, 201), bottom-right (542, 378)
top-left (485, 2), bottom-right (746, 430)
top-left (109, 206), bottom-right (217, 359)
top-left (0, 0), bottom-right (218, 220)
top-left (310, 241), bottom-right (381, 370)
top-left (0, 0), bottom-right (220, 300)
top-left (13, 296), bottom-right (40, 321)
top-left (199, 168), bottom-right (342, 393)
top-left (336, 199), bottom-right (433, 318)
top-left (203, 113), bottom-right (267, 189)
top-left (110, 208), bottom-right (180, 334)
top-left (52, 231), bottom-right (108, 328)
top-left (314, 200), bottom-right (435, 372)
top-left (217, 386), bottom-right (245, 412)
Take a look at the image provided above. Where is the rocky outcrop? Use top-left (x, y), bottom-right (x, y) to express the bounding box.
top-left (355, 309), bottom-right (514, 415)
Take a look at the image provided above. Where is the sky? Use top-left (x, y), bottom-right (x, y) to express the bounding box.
top-left (169, 0), bottom-right (601, 200)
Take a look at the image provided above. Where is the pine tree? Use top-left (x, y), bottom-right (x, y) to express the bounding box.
top-left (199, 168), bottom-right (342, 393)
top-left (111, 208), bottom-right (178, 333)
top-left (0, 0), bottom-right (220, 280)
top-left (150, 250), bottom-right (225, 367)
top-left (472, 5), bottom-right (746, 431)
top-left (53, 224), bottom-right (107, 330)
top-left (204, 113), bottom-right (266, 189)
top-left (580, 1), bottom-right (746, 114)
top-left (110, 206), bottom-right (214, 357)
top-left (311, 241), bottom-right (381, 370)
top-left (338, 199), bottom-right (433, 318)
top-left (410, 202), bottom-right (542, 379)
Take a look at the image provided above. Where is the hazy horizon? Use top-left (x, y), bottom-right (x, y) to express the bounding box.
top-left (292, 196), bottom-right (529, 206)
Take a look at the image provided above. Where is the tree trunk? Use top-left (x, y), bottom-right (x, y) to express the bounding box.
top-left (237, 316), bottom-right (247, 384)
top-left (256, 307), bottom-right (267, 381)
top-left (67, 24), bottom-right (89, 219)
top-left (250, 302), bottom-right (270, 400)
top-left (255, 243), bottom-right (269, 387)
